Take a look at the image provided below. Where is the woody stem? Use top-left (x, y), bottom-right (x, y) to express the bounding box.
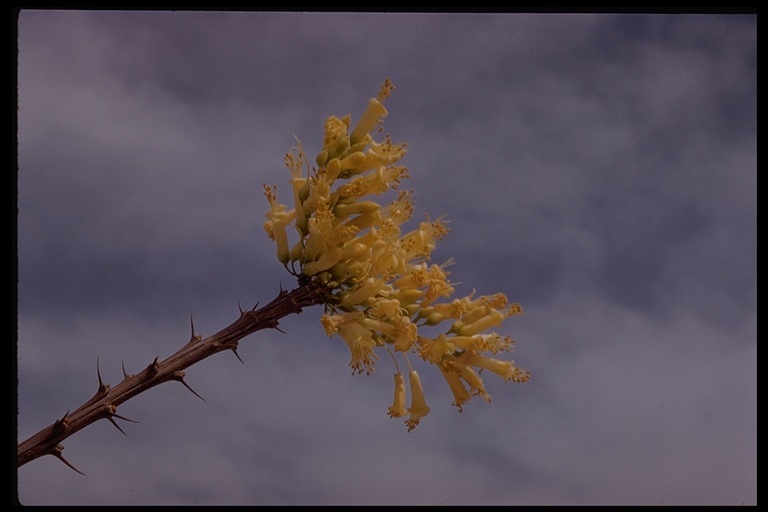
top-left (17, 279), bottom-right (333, 470)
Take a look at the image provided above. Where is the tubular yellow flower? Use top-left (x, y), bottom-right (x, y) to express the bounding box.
top-left (262, 184), bottom-right (295, 225)
top-left (363, 137), bottom-right (408, 169)
top-left (439, 365), bottom-right (471, 412)
top-left (272, 220), bottom-right (290, 265)
top-left (284, 146), bottom-right (310, 219)
top-left (381, 190), bottom-right (414, 225)
top-left (349, 78), bottom-right (394, 145)
top-left (448, 333), bottom-right (513, 354)
top-left (338, 324), bottom-right (380, 375)
top-left (321, 311), bottom-right (379, 374)
top-left (458, 365), bottom-right (490, 402)
top-left (417, 333), bottom-right (455, 364)
top-left (320, 311), bottom-right (359, 337)
top-left (350, 98), bottom-right (387, 146)
top-left (392, 263), bottom-right (428, 291)
top-left (336, 165), bottom-right (407, 201)
top-left (405, 370), bottom-right (430, 432)
top-left (391, 316), bottom-right (418, 352)
top-left (420, 264), bottom-right (455, 308)
top-left (387, 372), bottom-right (407, 418)
top-left (456, 308), bottom-right (506, 336)
top-left (468, 353), bottom-right (531, 383)
top-left (399, 216), bottom-right (450, 261)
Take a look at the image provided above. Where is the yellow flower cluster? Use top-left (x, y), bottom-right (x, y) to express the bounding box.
top-left (264, 79), bottom-right (529, 431)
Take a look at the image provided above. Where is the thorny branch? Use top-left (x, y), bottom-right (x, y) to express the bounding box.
top-left (17, 279), bottom-right (333, 473)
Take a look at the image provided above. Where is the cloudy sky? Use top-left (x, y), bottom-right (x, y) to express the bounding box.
top-left (15, 11), bottom-right (755, 506)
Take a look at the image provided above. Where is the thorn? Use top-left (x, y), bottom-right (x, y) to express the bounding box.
top-left (52, 444), bottom-right (86, 476)
top-left (145, 356), bottom-right (160, 377)
top-left (121, 359), bottom-right (132, 379)
top-left (172, 371), bottom-right (206, 401)
top-left (107, 416), bottom-right (128, 436)
top-left (230, 346), bottom-right (245, 364)
top-left (96, 358), bottom-right (109, 394)
top-left (111, 410), bottom-right (139, 424)
top-left (250, 301), bottom-right (260, 312)
top-left (238, 300), bottom-right (244, 314)
top-left (104, 404), bottom-right (138, 435)
top-left (189, 313), bottom-right (202, 344)
top-left (53, 410), bottom-right (70, 433)
top-left (274, 325), bottom-right (287, 335)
